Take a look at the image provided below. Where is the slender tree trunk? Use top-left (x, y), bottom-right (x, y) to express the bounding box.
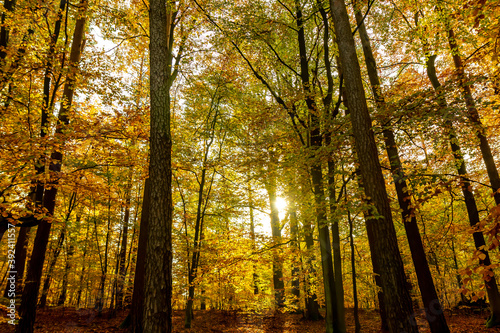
top-left (117, 171), bottom-right (133, 309)
top-left (58, 242), bottom-right (74, 306)
top-left (16, 3), bottom-right (86, 329)
top-left (346, 191), bottom-right (361, 333)
top-left (248, 187), bottom-right (259, 295)
top-left (353, 6), bottom-right (449, 332)
top-left (302, 216), bottom-right (322, 321)
top-left (445, 26), bottom-right (500, 206)
top-left (265, 173), bottom-right (285, 308)
top-left (77, 220), bottom-right (90, 308)
top-left (426, 55), bottom-right (500, 327)
top-left (294, 2), bottom-right (342, 330)
top-left (329, 1), bottom-right (417, 332)
top-left (39, 226), bottom-right (66, 308)
top-left (327, 161), bottom-right (346, 328)
top-left (143, 3), bottom-right (174, 331)
top-left (289, 203), bottom-right (301, 312)
top-left (128, 178), bottom-right (150, 332)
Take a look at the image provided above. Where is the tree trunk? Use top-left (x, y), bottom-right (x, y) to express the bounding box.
top-left (302, 215), bottom-right (322, 321)
top-left (353, 6), bottom-right (449, 332)
top-left (347, 192), bottom-right (361, 333)
top-left (117, 171), bottom-right (133, 309)
top-left (248, 186), bottom-right (259, 295)
top-left (16, 2), bottom-right (86, 329)
top-left (128, 178), bottom-right (150, 332)
top-left (289, 204), bottom-right (301, 312)
top-left (143, 1), bottom-right (174, 331)
top-left (76, 221), bottom-right (90, 308)
top-left (445, 26), bottom-right (500, 206)
top-left (39, 226), bottom-right (66, 308)
top-left (329, 1), bottom-right (418, 332)
top-left (265, 173), bottom-right (285, 308)
top-left (294, 2), bottom-right (342, 330)
top-left (58, 242), bottom-right (74, 306)
top-left (3, 226), bottom-right (30, 298)
top-left (426, 54), bottom-right (500, 327)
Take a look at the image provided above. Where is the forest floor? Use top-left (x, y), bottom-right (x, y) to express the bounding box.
top-left (1, 306), bottom-right (500, 332)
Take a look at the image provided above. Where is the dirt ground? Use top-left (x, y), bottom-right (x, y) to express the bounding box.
top-left (1, 307), bottom-right (500, 332)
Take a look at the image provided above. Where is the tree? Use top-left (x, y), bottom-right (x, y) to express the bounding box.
top-left (143, 0), bottom-right (175, 331)
top-left (329, 0), bottom-right (418, 332)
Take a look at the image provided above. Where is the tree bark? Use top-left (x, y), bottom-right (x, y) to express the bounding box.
top-left (329, 1), bottom-right (418, 332)
top-left (143, 1), bottom-right (174, 330)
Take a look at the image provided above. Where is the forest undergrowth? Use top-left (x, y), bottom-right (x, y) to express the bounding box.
top-left (0, 307), bottom-right (498, 332)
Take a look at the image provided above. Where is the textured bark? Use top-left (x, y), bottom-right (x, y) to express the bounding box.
top-left (143, 1), bottom-right (174, 331)
top-left (353, 7), bottom-right (449, 332)
top-left (340, 60), bottom-right (389, 332)
top-left (329, 1), bottom-right (417, 332)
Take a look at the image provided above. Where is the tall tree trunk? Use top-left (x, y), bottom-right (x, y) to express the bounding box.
top-left (143, 1), bottom-right (175, 330)
top-left (340, 58), bottom-right (389, 333)
top-left (353, 6), bottom-right (449, 332)
top-left (16, 2), bottom-right (86, 329)
top-left (329, 1), bottom-right (417, 332)
top-left (426, 54), bottom-right (500, 327)
top-left (294, 2), bottom-right (342, 331)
